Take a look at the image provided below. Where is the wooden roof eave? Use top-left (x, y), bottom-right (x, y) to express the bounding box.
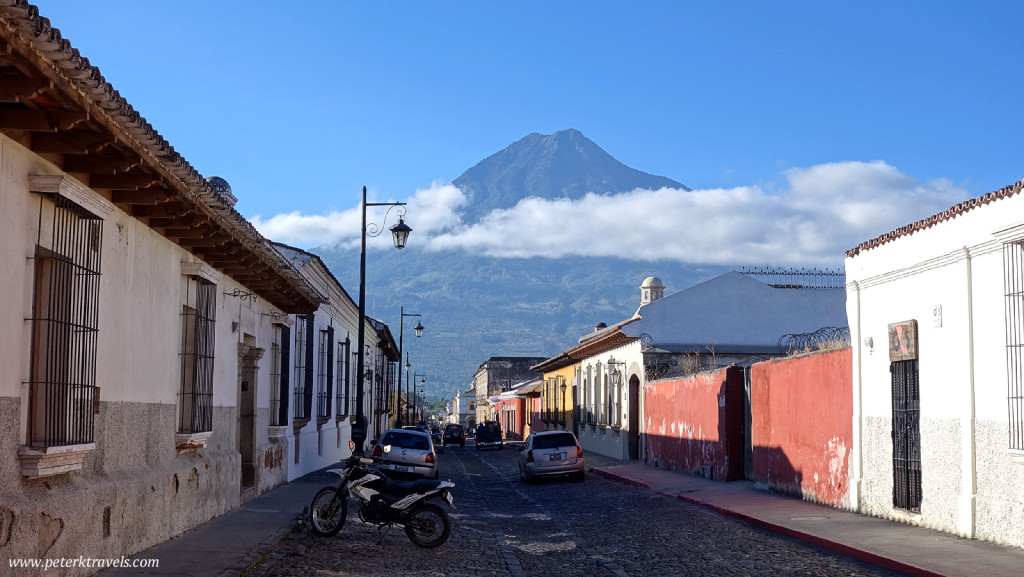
top-left (0, 4), bottom-right (322, 313)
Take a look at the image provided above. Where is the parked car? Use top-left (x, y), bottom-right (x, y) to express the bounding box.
top-left (442, 424), bottom-right (465, 447)
top-left (517, 430), bottom-right (585, 483)
top-left (475, 421), bottom-right (503, 450)
top-left (371, 428), bottom-right (438, 480)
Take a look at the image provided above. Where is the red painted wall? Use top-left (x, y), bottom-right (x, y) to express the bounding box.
top-left (750, 349), bottom-right (852, 507)
top-left (494, 397), bottom-right (527, 440)
top-left (644, 367), bottom-right (744, 481)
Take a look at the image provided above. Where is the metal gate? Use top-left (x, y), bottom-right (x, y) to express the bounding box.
top-left (891, 359), bottom-right (922, 512)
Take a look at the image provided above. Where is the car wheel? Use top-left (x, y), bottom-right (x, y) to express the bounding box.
top-left (519, 465), bottom-right (531, 484)
top-left (572, 471), bottom-right (585, 483)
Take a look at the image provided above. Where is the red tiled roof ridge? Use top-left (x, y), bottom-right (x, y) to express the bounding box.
top-left (846, 177), bottom-right (1024, 258)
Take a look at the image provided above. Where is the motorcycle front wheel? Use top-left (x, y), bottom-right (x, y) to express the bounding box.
top-left (309, 487), bottom-right (348, 537)
top-left (404, 503), bottom-right (451, 548)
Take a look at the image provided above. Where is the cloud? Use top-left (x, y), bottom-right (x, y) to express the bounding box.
top-left (251, 161), bottom-right (970, 267)
top-left (251, 182), bottom-right (467, 250)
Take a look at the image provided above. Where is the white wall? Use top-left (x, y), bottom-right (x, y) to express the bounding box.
top-left (847, 191), bottom-right (1024, 547)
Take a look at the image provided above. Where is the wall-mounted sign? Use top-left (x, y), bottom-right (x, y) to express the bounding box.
top-left (888, 320), bottom-right (918, 362)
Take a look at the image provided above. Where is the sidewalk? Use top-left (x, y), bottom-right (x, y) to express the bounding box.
top-left (584, 453), bottom-right (1024, 577)
top-left (101, 454), bottom-right (1024, 577)
top-left (98, 468), bottom-right (336, 577)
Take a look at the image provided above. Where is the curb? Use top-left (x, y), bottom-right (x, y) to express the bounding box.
top-left (233, 520), bottom-right (301, 576)
top-left (590, 467), bottom-right (945, 577)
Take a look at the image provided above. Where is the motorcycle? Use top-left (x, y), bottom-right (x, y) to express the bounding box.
top-left (308, 445), bottom-right (456, 548)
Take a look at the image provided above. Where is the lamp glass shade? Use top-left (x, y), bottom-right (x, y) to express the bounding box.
top-left (414, 321), bottom-right (424, 338)
top-left (390, 218), bottom-right (412, 249)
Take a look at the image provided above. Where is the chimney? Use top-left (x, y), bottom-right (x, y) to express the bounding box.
top-left (640, 276), bottom-right (665, 307)
top-left (207, 176), bottom-right (237, 208)
top-left (594, 322), bottom-right (608, 332)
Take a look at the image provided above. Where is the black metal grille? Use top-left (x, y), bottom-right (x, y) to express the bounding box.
top-left (179, 277), bottom-right (215, 434)
top-left (1004, 242), bottom-right (1024, 450)
top-left (891, 359), bottom-right (922, 512)
top-left (316, 328), bottom-right (334, 418)
top-left (336, 337), bottom-right (350, 417)
top-left (292, 315), bottom-right (309, 420)
top-left (28, 195), bottom-right (102, 447)
top-left (269, 324), bottom-right (290, 426)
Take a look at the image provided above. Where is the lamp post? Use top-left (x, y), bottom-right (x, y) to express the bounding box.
top-left (397, 306), bottom-right (423, 427)
top-left (411, 376), bottom-right (425, 425)
top-left (419, 389), bottom-right (427, 423)
top-left (410, 371), bottom-right (421, 425)
top-left (353, 186), bottom-right (411, 455)
top-left (402, 354), bottom-right (411, 424)
top-left (607, 357), bottom-right (626, 429)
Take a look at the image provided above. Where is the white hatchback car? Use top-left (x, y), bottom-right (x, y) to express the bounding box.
top-left (518, 430), bottom-right (585, 483)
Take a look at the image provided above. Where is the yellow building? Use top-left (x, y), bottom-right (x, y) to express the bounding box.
top-left (530, 354), bottom-right (579, 434)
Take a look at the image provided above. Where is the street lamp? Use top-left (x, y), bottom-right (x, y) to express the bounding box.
top-left (412, 376), bottom-right (425, 425)
top-left (403, 354), bottom-right (411, 424)
top-left (354, 186), bottom-right (411, 455)
top-left (607, 357), bottom-right (626, 429)
top-left (397, 306), bottom-right (424, 427)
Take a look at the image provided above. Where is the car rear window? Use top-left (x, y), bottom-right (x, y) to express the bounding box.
top-left (381, 432), bottom-right (430, 451)
top-left (533, 433), bottom-right (577, 450)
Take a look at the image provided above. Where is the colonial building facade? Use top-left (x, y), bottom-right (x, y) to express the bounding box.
top-left (846, 178), bottom-right (1024, 548)
top-left (0, 7), bottom-right (395, 567)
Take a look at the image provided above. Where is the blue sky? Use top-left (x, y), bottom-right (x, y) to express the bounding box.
top-left (35, 1), bottom-right (1024, 267)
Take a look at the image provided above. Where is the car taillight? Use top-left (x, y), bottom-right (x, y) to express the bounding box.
top-left (425, 452), bottom-right (435, 464)
top-left (576, 445), bottom-right (583, 459)
top-left (526, 450), bottom-right (534, 463)
top-left (372, 445), bottom-right (383, 458)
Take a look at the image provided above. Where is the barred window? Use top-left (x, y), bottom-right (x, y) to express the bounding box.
top-left (336, 336), bottom-right (350, 417)
top-left (1004, 242), bottom-right (1024, 449)
top-left (28, 193), bottom-right (103, 447)
top-left (269, 324), bottom-right (290, 426)
top-left (179, 276), bottom-right (216, 434)
top-left (293, 315), bottom-right (313, 420)
top-left (316, 327), bottom-right (334, 419)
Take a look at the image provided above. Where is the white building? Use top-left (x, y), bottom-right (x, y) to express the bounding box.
top-left (846, 178), bottom-right (1024, 547)
top-left (0, 8), bottom-right (395, 569)
top-left (542, 273), bottom-right (847, 461)
top-left (272, 243), bottom-right (398, 480)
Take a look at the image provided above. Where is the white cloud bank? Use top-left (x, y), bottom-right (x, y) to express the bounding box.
top-left (252, 161), bottom-right (969, 267)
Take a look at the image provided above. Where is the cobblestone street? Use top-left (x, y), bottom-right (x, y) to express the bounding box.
top-left (246, 445), bottom-right (906, 577)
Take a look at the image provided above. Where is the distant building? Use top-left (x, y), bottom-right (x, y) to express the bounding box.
top-left (471, 357), bottom-right (546, 424)
top-left (451, 387), bottom-right (476, 430)
top-left (534, 272), bottom-right (848, 460)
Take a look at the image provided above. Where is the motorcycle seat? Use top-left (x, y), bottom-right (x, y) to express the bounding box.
top-left (377, 475), bottom-right (442, 499)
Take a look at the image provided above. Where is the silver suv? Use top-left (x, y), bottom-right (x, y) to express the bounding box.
top-left (517, 430), bottom-right (585, 483)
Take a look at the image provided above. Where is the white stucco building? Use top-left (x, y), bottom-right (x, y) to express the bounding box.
top-left (272, 243), bottom-right (399, 480)
top-left (537, 273), bottom-right (848, 462)
top-left (0, 8), bottom-right (396, 570)
top-left (846, 178), bottom-right (1024, 548)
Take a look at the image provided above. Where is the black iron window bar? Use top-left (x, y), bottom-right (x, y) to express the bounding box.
top-left (316, 328), bottom-right (333, 419)
top-left (292, 315), bottom-right (309, 420)
top-left (28, 194), bottom-right (102, 447)
top-left (336, 337), bottom-right (350, 418)
top-left (1004, 242), bottom-right (1024, 450)
top-left (179, 276), bottom-right (216, 434)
